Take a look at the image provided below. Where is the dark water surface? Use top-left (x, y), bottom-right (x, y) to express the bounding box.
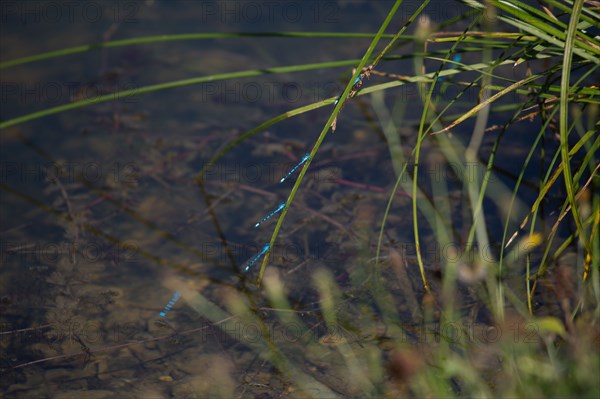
top-left (1, 1), bottom-right (587, 398)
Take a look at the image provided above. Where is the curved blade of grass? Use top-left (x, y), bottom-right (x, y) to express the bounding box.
top-left (0, 32), bottom-right (402, 69)
top-left (411, 84), bottom-right (436, 291)
top-left (371, 83), bottom-right (454, 292)
top-left (256, 0), bottom-right (409, 285)
top-left (371, 86), bottom-right (453, 318)
top-left (559, 0), bottom-right (592, 261)
top-left (0, 58), bottom-right (364, 131)
top-left (408, 18), bottom-right (480, 292)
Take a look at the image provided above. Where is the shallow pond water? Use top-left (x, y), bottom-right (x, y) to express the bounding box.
top-left (2, 1), bottom-right (597, 398)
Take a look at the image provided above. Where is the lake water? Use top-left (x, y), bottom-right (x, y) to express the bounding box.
top-left (1, 1), bottom-right (591, 398)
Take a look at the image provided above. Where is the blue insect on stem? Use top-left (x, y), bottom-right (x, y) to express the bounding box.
top-left (438, 54), bottom-right (462, 82)
top-left (334, 74), bottom-right (363, 105)
top-left (254, 202), bottom-right (286, 228)
top-left (243, 243), bottom-right (271, 272)
top-left (279, 154), bottom-right (311, 183)
top-left (159, 291), bottom-right (181, 317)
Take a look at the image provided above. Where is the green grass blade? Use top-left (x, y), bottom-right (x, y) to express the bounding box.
top-left (0, 32), bottom-right (402, 69)
top-left (559, 0), bottom-right (592, 263)
top-left (0, 58), bottom-right (360, 130)
top-left (256, 0), bottom-right (408, 285)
